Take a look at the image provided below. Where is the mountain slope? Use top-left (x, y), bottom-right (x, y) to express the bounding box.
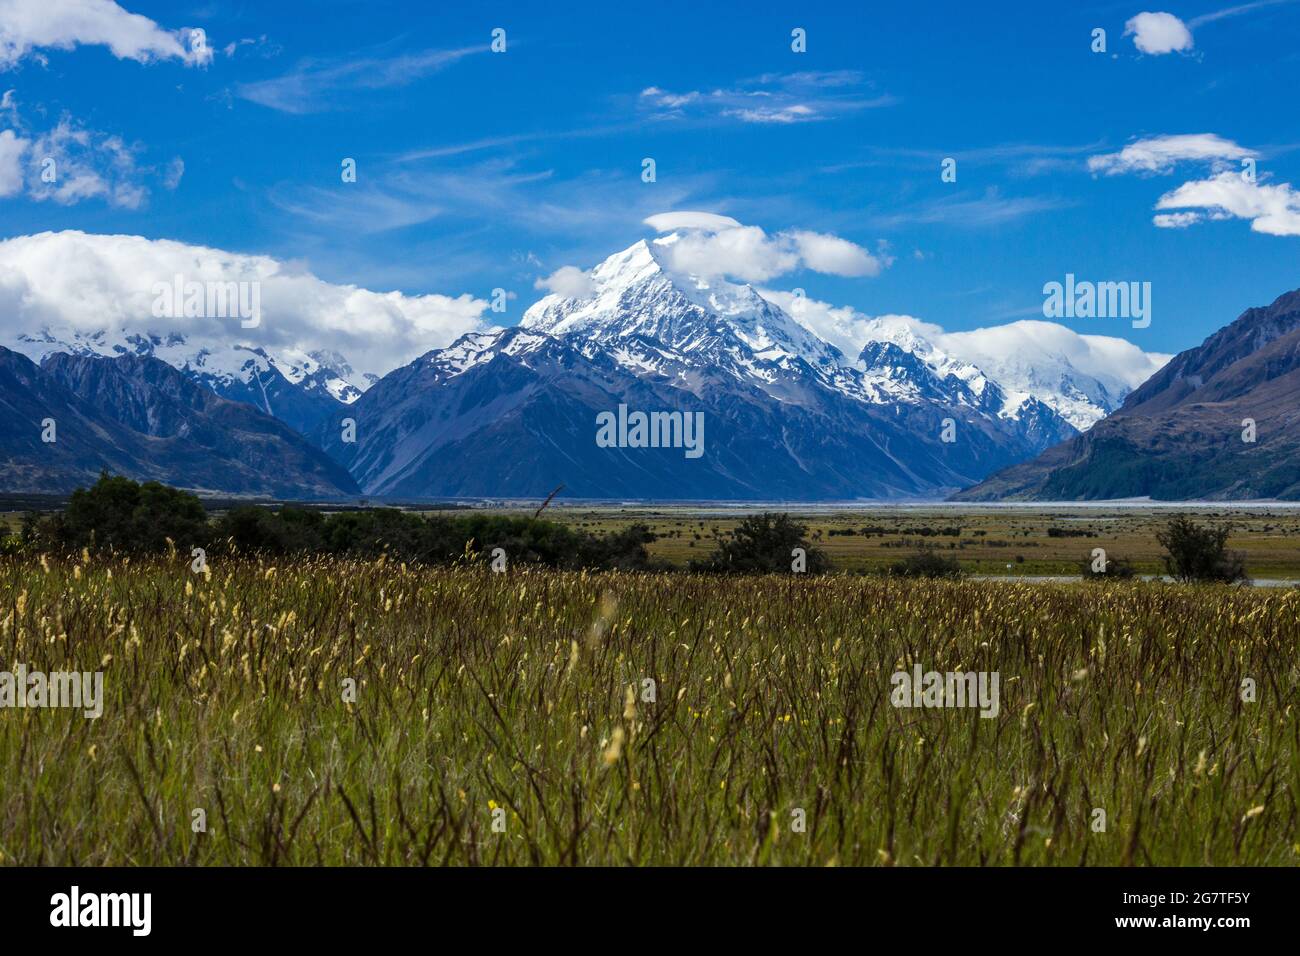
top-left (953, 289), bottom-right (1300, 501)
top-left (0, 347), bottom-right (359, 497)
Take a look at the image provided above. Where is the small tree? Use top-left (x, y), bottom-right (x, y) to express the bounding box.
top-left (692, 513), bottom-right (830, 574)
top-left (1156, 516), bottom-right (1248, 583)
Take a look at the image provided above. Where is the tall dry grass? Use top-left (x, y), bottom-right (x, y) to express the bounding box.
top-left (1, 555), bottom-right (1296, 865)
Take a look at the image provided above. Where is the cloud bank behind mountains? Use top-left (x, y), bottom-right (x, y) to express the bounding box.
top-left (0, 230), bottom-right (491, 381)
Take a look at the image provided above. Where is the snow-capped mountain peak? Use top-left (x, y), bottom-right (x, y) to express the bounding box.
top-left (521, 237), bottom-right (845, 385)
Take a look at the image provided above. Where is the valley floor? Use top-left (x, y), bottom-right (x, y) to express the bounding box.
top-left (539, 503), bottom-right (1300, 578)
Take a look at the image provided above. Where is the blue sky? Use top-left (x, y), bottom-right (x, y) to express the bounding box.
top-left (2, 0), bottom-right (1299, 359)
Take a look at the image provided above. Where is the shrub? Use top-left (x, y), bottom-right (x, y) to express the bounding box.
top-left (887, 548), bottom-right (963, 579)
top-left (691, 513), bottom-right (830, 574)
top-left (1080, 555), bottom-right (1137, 580)
top-left (574, 522), bottom-right (663, 571)
top-left (0, 532), bottom-right (21, 557)
top-left (1156, 516), bottom-right (1248, 583)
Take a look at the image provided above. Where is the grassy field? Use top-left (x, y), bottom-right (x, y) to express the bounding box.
top-left (1, 555), bottom-right (1296, 865)
top-left (547, 505), bottom-right (1300, 577)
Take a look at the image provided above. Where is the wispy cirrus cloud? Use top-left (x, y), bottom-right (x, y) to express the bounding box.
top-left (1188, 0), bottom-right (1298, 28)
top-left (394, 119), bottom-right (648, 164)
top-left (822, 141), bottom-right (1104, 178)
top-left (236, 44), bottom-right (484, 114)
top-left (0, 0), bottom-right (212, 69)
top-left (869, 188), bottom-right (1075, 229)
top-left (638, 71), bottom-right (895, 125)
top-left (266, 156), bottom-right (716, 248)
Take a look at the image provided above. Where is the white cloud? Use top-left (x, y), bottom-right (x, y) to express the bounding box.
top-left (162, 156), bottom-right (183, 190)
top-left (1087, 132), bottom-right (1300, 237)
top-left (1124, 12), bottom-right (1195, 54)
top-left (644, 212), bottom-right (886, 281)
top-left (534, 265), bottom-right (594, 298)
top-left (758, 288), bottom-right (892, 360)
top-left (2, 103), bottom-right (177, 207)
top-left (786, 230), bottom-right (884, 277)
top-left (725, 104), bottom-right (815, 124)
top-left (1155, 170), bottom-right (1300, 235)
top-left (770, 294), bottom-right (1172, 388)
top-left (0, 0), bottom-right (213, 70)
top-left (938, 320), bottom-right (1170, 396)
top-left (25, 114), bottom-right (147, 207)
top-left (638, 86), bottom-right (699, 109)
top-left (1088, 134), bottom-right (1255, 175)
top-left (1153, 210), bottom-right (1204, 228)
top-left (658, 225), bottom-right (800, 281)
top-left (0, 127), bottom-right (28, 196)
top-left (0, 230), bottom-right (491, 380)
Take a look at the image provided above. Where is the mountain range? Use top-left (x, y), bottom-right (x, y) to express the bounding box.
top-left (955, 289), bottom-right (1300, 501)
top-left (1, 233), bottom-right (1195, 500)
top-left (0, 347), bottom-right (358, 497)
top-left (9, 326), bottom-right (363, 434)
top-left (313, 237), bottom-right (1132, 499)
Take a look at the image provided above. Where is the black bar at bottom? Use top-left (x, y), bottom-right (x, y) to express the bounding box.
top-left (0, 866), bottom-right (1287, 942)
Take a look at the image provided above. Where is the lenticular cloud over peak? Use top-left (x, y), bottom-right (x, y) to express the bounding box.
top-left (643, 211), bottom-right (744, 233)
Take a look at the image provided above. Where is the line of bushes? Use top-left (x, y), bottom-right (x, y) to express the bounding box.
top-left (16, 475), bottom-right (662, 571)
